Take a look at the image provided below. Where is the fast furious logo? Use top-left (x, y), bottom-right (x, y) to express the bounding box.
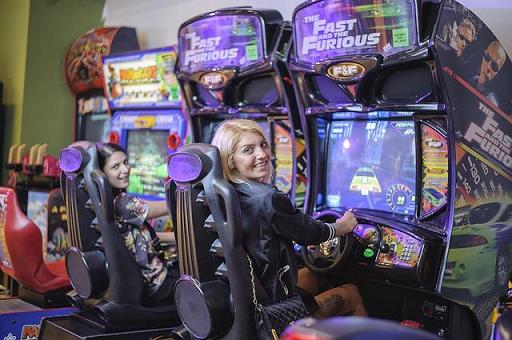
top-left (464, 102), bottom-right (512, 171)
top-left (183, 31), bottom-right (238, 66)
top-left (301, 15), bottom-right (381, 55)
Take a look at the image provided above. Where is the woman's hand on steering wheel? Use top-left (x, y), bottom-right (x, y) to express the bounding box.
top-left (334, 211), bottom-right (358, 237)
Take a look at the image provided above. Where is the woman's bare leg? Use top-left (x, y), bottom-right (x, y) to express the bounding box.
top-left (297, 267), bottom-right (320, 296)
top-left (313, 283), bottom-right (368, 318)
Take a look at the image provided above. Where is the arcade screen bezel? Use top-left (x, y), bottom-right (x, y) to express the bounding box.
top-left (320, 115), bottom-right (449, 224)
top-left (125, 128), bottom-right (170, 200)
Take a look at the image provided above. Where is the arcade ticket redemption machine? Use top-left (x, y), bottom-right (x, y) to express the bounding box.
top-left (288, 0), bottom-right (512, 339)
top-left (175, 7), bottom-right (308, 207)
top-left (103, 47), bottom-right (188, 231)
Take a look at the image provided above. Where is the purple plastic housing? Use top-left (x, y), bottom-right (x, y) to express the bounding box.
top-left (293, 0), bottom-right (418, 65)
top-left (59, 148), bottom-right (83, 173)
top-left (168, 152), bottom-right (203, 183)
top-left (179, 14), bottom-right (265, 73)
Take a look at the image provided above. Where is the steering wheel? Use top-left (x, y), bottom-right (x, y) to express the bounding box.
top-left (301, 210), bottom-right (355, 273)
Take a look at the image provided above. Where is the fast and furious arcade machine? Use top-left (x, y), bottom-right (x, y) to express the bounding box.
top-left (103, 46), bottom-right (188, 232)
top-left (288, 0), bottom-right (512, 338)
top-left (176, 7), bottom-right (308, 207)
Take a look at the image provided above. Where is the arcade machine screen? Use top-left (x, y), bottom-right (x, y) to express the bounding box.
top-left (126, 129), bottom-right (169, 199)
top-left (325, 119), bottom-right (416, 215)
top-left (82, 113), bottom-right (110, 143)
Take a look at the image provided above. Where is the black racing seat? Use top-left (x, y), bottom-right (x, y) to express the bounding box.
top-left (168, 143), bottom-right (256, 339)
top-left (55, 141), bottom-right (180, 330)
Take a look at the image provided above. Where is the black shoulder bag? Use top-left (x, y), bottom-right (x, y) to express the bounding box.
top-left (247, 254), bottom-right (310, 340)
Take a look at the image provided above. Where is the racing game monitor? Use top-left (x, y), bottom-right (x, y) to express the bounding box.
top-left (325, 119), bottom-right (416, 215)
top-left (126, 129), bottom-right (169, 199)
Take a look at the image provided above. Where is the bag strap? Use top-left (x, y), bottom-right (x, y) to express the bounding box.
top-left (246, 254), bottom-right (259, 306)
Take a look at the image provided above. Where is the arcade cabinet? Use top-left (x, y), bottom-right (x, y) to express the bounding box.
top-left (175, 7), bottom-right (308, 208)
top-left (65, 27), bottom-right (139, 143)
top-left (103, 46), bottom-right (188, 233)
top-left (285, 0), bottom-right (512, 339)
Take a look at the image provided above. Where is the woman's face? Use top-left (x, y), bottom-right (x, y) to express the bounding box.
top-left (232, 131), bottom-right (271, 183)
top-left (103, 151), bottom-right (131, 189)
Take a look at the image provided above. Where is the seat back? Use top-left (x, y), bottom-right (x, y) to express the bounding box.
top-left (60, 142), bottom-right (180, 328)
top-left (0, 187), bottom-right (69, 293)
top-left (169, 143), bottom-right (256, 339)
top-left (60, 141), bottom-right (144, 304)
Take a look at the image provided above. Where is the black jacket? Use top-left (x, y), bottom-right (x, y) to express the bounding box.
top-left (233, 181), bottom-right (331, 302)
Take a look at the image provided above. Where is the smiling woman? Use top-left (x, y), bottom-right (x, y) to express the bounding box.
top-left (211, 119), bottom-right (367, 320)
top-left (96, 143), bottom-right (178, 305)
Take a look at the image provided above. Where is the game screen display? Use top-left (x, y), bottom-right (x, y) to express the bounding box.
top-left (103, 47), bottom-right (181, 109)
top-left (294, 0), bottom-right (418, 65)
top-left (126, 129), bottom-right (169, 199)
top-left (325, 119), bottom-right (416, 215)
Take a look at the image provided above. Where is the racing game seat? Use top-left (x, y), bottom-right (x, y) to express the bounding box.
top-left (0, 187), bottom-right (70, 306)
top-left (52, 141), bottom-right (180, 330)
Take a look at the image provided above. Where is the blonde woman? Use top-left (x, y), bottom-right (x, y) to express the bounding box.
top-left (211, 119), bottom-right (367, 318)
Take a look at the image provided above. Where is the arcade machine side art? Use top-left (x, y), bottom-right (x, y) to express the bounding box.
top-left (435, 0), bottom-right (512, 336)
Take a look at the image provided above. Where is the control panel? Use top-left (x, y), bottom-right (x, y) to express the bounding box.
top-left (354, 223), bottom-right (424, 269)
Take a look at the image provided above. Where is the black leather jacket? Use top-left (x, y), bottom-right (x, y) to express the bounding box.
top-left (233, 181), bottom-right (331, 302)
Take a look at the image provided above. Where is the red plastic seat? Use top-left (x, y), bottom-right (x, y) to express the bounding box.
top-left (0, 187), bottom-right (70, 293)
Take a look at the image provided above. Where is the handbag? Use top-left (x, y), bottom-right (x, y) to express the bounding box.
top-left (247, 254), bottom-right (310, 340)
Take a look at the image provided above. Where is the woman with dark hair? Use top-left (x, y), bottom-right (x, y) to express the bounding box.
top-left (96, 142), bottom-right (177, 305)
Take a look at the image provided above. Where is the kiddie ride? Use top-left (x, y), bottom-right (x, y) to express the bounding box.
top-left (282, 0), bottom-right (512, 339)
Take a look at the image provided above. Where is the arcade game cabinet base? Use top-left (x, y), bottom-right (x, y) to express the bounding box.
top-left (0, 298), bottom-right (75, 340)
top-left (38, 314), bottom-right (176, 340)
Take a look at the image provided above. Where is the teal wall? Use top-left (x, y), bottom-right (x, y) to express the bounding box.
top-left (0, 0), bottom-right (104, 184)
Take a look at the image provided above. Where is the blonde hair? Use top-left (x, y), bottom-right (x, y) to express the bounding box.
top-left (211, 119), bottom-right (274, 184)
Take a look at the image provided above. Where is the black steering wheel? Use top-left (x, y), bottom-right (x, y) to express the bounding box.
top-left (301, 210), bottom-right (355, 273)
